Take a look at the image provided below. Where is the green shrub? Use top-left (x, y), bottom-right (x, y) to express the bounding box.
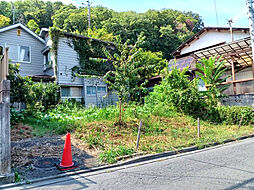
top-left (8, 64), bottom-right (30, 103)
top-left (25, 81), bottom-right (60, 111)
top-left (10, 108), bottom-right (26, 125)
top-left (217, 106), bottom-right (254, 125)
top-left (8, 63), bottom-right (60, 111)
top-left (145, 67), bottom-right (206, 116)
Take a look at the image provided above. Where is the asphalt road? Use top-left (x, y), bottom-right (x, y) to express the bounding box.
top-left (7, 137), bottom-right (254, 190)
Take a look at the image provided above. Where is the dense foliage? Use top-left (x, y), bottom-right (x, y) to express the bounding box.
top-left (8, 64), bottom-right (30, 103)
top-left (8, 64), bottom-right (60, 111)
top-left (0, 0), bottom-right (203, 60)
top-left (0, 14), bottom-right (10, 28)
top-left (71, 35), bottom-right (115, 76)
top-left (145, 67), bottom-right (205, 116)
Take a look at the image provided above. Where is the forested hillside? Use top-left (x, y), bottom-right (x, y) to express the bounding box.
top-left (0, 0), bottom-right (203, 59)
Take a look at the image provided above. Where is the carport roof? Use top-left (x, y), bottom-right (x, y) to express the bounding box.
top-left (192, 37), bottom-right (253, 69)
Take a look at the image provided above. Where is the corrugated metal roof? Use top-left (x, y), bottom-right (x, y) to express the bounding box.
top-left (193, 37), bottom-right (252, 69)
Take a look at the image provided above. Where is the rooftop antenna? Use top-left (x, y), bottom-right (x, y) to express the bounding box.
top-left (11, 2), bottom-right (15, 24)
top-left (227, 19), bottom-right (234, 42)
top-left (82, 0), bottom-right (92, 29)
top-left (214, 0), bottom-right (219, 26)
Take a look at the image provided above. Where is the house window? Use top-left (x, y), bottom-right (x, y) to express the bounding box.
top-left (98, 86), bottom-right (106, 93)
top-left (61, 87), bottom-right (82, 98)
top-left (5, 44), bottom-right (31, 63)
top-left (45, 51), bottom-right (51, 65)
top-left (19, 46), bottom-right (30, 62)
top-left (43, 51), bottom-right (52, 70)
top-left (71, 87), bottom-right (82, 97)
top-left (87, 86), bottom-right (96, 95)
top-left (47, 52), bottom-right (51, 64)
top-left (17, 29), bottom-right (21, 36)
top-left (61, 87), bottom-right (71, 97)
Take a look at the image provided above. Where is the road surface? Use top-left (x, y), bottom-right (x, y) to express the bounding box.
top-left (6, 137), bottom-right (254, 190)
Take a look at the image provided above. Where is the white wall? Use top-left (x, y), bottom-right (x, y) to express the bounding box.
top-left (57, 37), bottom-right (83, 86)
top-left (181, 30), bottom-right (249, 55)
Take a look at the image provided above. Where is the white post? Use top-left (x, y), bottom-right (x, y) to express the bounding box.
top-left (197, 118), bottom-right (200, 139)
top-left (246, 0), bottom-right (254, 77)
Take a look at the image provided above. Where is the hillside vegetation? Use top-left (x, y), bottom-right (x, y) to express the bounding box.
top-left (0, 0), bottom-right (203, 59)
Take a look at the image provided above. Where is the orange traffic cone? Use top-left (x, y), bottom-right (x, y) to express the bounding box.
top-left (56, 133), bottom-right (79, 171)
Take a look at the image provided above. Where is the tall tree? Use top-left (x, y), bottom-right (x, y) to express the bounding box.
top-left (0, 15), bottom-right (10, 28)
top-left (27, 19), bottom-right (40, 34)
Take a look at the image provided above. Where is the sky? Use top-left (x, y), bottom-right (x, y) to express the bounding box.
top-left (6, 0), bottom-right (251, 27)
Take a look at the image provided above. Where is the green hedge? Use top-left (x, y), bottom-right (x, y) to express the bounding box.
top-left (216, 106), bottom-right (254, 125)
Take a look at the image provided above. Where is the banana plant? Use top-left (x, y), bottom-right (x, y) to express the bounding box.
top-left (196, 56), bottom-right (230, 105)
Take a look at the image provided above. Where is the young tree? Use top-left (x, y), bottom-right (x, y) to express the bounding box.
top-left (94, 34), bottom-right (146, 123)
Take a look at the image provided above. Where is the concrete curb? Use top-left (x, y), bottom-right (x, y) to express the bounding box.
top-left (1, 133), bottom-right (254, 189)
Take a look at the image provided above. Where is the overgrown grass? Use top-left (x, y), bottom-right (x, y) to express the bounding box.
top-left (14, 102), bottom-right (254, 164)
top-left (11, 68), bottom-right (254, 164)
top-left (12, 101), bottom-right (254, 164)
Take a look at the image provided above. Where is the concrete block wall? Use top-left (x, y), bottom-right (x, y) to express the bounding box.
top-left (221, 94), bottom-right (254, 107)
top-left (0, 80), bottom-right (14, 184)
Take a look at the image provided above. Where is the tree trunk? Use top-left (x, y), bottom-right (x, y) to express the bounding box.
top-left (119, 99), bottom-right (122, 123)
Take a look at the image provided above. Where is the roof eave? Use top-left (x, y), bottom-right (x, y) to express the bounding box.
top-left (172, 27), bottom-right (250, 57)
top-left (0, 23), bottom-right (45, 44)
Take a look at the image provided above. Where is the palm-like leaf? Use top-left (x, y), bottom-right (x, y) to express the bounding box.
top-left (195, 56), bottom-right (229, 105)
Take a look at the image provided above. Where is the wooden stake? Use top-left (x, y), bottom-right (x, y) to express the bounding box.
top-left (231, 58), bottom-right (237, 95)
top-left (238, 115), bottom-right (243, 130)
top-left (136, 120), bottom-right (142, 150)
top-left (197, 118), bottom-right (200, 139)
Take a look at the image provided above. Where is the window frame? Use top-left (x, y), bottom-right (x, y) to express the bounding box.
top-left (4, 43), bottom-right (31, 63)
top-left (61, 87), bottom-right (83, 98)
top-left (43, 50), bottom-right (52, 70)
top-left (86, 86), bottom-right (96, 96)
top-left (18, 45), bottom-right (31, 63)
top-left (97, 86), bottom-right (107, 93)
top-left (61, 87), bottom-right (71, 97)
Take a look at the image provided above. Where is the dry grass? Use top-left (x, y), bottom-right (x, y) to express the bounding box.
top-left (71, 113), bottom-right (254, 163)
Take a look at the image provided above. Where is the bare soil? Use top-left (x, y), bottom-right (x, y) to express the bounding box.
top-left (11, 123), bottom-right (100, 181)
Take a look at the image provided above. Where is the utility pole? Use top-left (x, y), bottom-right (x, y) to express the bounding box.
top-left (227, 19), bottom-right (234, 42)
top-left (82, 0), bottom-right (92, 29)
top-left (246, 0), bottom-right (254, 77)
top-left (214, 0), bottom-right (219, 26)
top-left (11, 2), bottom-right (15, 24)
